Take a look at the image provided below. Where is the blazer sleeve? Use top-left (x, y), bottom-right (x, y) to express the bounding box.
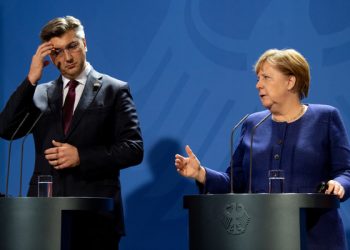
top-left (328, 107), bottom-right (350, 201)
top-left (200, 120), bottom-right (248, 194)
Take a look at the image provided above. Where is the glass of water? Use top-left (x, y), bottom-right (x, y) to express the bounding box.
top-left (268, 169), bottom-right (285, 193)
top-left (37, 175), bottom-right (53, 197)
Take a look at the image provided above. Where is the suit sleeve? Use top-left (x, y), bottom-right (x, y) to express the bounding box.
top-left (0, 78), bottom-right (39, 140)
top-left (77, 84), bottom-right (143, 175)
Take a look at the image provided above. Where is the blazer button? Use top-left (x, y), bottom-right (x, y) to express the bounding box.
top-left (277, 139), bottom-right (283, 145)
top-left (274, 154), bottom-right (280, 160)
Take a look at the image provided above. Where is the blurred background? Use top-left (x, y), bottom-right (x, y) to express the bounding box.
top-left (1, 0), bottom-right (350, 249)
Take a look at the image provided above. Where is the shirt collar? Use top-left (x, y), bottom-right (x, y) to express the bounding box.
top-left (62, 62), bottom-right (92, 89)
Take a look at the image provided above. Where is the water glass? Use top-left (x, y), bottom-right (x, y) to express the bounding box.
top-left (268, 169), bottom-right (284, 193)
top-left (38, 175), bottom-right (53, 197)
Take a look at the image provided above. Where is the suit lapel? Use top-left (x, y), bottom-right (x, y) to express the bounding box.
top-left (46, 77), bottom-right (65, 135)
top-left (65, 69), bottom-right (103, 137)
top-left (47, 78), bottom-right (63, 112)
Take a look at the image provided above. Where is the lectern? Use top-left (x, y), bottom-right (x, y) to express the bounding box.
top-left (184, 193), bottom-right (339, 250)
top-left (0, 197), bottom-right (113, 250)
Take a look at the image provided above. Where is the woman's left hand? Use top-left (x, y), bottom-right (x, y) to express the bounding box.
top-left (326, 180), bottom-right (345, 199)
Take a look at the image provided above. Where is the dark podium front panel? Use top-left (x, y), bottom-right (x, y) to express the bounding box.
top-left (184, 193), bottom-right (339, 250)
top-left (0, 197), bottom-right (113, 250)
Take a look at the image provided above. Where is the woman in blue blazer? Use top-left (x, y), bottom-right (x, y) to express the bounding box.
top-left (175, 48), bottom-right (350, 250)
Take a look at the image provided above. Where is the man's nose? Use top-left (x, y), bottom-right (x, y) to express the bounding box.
top-left (63, 49), bottom-right (73, 61)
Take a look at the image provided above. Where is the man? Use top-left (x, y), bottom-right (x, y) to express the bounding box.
top-left (0, 16), bottom-right (143, 249)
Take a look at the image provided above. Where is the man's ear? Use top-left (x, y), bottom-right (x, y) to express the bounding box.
top-left (83, 38), bottom-right (88, 52)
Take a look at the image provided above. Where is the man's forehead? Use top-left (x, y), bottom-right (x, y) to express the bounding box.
top-left (49, 30), bottom-right (80, 47)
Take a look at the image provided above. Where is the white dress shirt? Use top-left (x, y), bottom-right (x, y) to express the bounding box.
top-left (62, 62), bottom-right (92, 111)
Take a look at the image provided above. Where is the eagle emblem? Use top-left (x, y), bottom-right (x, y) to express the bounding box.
top-left (220, 202), bottom-right (250, 235)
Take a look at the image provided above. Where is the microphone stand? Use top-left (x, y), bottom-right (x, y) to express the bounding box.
top-left (5, 113), bottom-right (30, 197)
top-left (230, 114), bottom-right (250, 193)
top-left (19, 112), bottom-right (44, 197)
top-left (248, 113), bottom-right (271, 193)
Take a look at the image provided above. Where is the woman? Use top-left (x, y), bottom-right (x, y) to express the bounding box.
top-left (175, 49), bottom-right (350, 249)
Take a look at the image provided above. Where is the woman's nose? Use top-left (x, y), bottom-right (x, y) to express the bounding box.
top-left (256, 79), bottom-right (262, 89)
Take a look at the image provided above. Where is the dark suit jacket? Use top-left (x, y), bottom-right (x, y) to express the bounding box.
top-left (0, 68), bottom-right (143, 236)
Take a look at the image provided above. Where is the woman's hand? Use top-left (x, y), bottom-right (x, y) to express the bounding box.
top-left (175, 145), bottom-right (206, 183)
top-left (326, 180), bottom-right (345, 199)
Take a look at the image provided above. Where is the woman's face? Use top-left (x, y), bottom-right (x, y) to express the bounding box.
top-left (256, 62), bottom-right (295, 111)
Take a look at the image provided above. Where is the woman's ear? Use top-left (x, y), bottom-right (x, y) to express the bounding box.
top-left (287, 75), bottom-right (296, 91)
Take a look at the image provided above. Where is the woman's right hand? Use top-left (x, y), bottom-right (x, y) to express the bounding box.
top-left (175, 145), bottom-right (206, 183)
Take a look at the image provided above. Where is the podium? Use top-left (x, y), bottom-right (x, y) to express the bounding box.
top-left (184, 193), bottom-right (339, 250)
top-left (0, 197), bottom-right (113, 250)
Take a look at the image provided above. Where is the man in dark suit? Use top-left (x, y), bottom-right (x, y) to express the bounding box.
top-left (0, 16), bottom-right (143, 249)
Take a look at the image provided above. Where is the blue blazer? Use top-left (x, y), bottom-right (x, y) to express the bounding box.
top-left (204, 104), bottom-right (350, 250)
top-left (0, 68), bottom-right (143, 236)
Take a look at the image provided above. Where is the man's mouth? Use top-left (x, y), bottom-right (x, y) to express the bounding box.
top-left (66, 63), bottom-right (76, 69)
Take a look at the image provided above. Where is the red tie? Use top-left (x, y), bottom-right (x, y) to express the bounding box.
top-left (63, 80), bottom-right (79, 134)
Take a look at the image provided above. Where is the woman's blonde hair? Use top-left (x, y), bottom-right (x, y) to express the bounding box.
top-left (254, 49), bottom-right (310, 99)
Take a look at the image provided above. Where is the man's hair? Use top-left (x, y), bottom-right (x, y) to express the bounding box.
top-left (40, 16), bottom-right (85, 42)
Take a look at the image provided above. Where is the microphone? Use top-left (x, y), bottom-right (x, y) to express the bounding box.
top-left (18, 112), bottom-right (44, 197)
top-left (5, 112), bottom-right (30, 197)
top-left (248, 112), bottom-right (272, 193)
top-left (316, 181), bottom-right (329, 193)
top-left (229, 114), bottom-right (250, 193)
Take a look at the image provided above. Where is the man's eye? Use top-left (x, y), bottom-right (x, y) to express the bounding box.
top-left (68, 42), bottom-right (79, 50)
top-left (51, 49), bottom-right (61, 56)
